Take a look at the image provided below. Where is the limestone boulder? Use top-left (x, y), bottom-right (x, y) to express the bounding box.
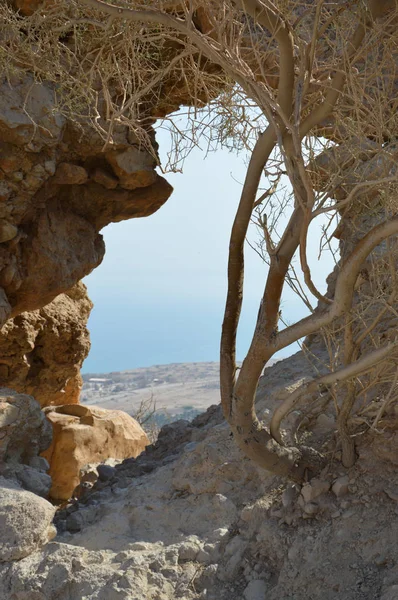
top-left (0, 388), bottom-right (52, 466)
top-left (0, 477), bottom-right (56, 562)
top-left (42, 404), bottom-right (149, 500)
top-left (0, 388), bottom-right (52, 497)
top-left (0, 282), bottom-right (92, 407)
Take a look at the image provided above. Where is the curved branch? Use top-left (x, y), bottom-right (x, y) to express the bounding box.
top-left (270, 341), bottom-right (398, 444)
top-left (274, 216), bottom-right (398, 352)
top-left (220, 127), bottom-right (277, 414)
top-left (221, 0), bottom-right (295, 416)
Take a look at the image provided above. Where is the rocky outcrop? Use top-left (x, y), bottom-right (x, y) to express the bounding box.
top-left (42, 404), bottom-right (149, 501)
top-left (0, 74), bottom-right (172, 323)
top-left (0, 282), bottom-right (92, 407)
top-left (0, 70), bottom-right (171, 402)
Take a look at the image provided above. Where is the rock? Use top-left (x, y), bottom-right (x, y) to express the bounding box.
top-left (0, 69), bottom-right (172, 324)
top-left (0, 220), bottom-right (18, 243)
top-left (178, 540), bottom-right (201, 561)
top-left (243, 579), bottom-right (268, 600)
top-left (303, 502), bottom-right (319, 516)
top-left (91, 168), bottom-right (119, 189)
top-left (0, 76), bottom-right (64, 148)
top-left (0, 476), bottom-right (56, 562)
top-left (282, 484), bottom-right (300, 507)
top-left (332, 476), bottom-right (350, 498)
top-left (65, 511), bottom-right (85, 533)
top-left (0, 389), bottom-right (53, 497)
top-left (9, 463), bottom-right (52, 498)
top-left (53, 163), bottom-right (88, 185)
top-left (0, 282), bottom-right (92, 407)
top-left (0, 388), bottom-right (52, 467)
top-left (97, 464), bottom-right (116, 482)
top-left (42, 404), bottom-right (149, 500)
top-left (301, 479), bottom-right (330, 503)
top-left (105, 147), bottom-right (157, 190)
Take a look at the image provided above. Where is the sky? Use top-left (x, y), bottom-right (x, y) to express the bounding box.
top-left (82, 125), bottom-right (337, 374)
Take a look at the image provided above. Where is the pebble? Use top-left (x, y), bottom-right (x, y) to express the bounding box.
top-left (243, 579), bottom-right (268, 600)
top-left (332, 476), bottom-right (349, 498)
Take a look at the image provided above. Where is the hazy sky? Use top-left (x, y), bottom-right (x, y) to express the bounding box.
top-left (82, 126), bottom-right (336, 373)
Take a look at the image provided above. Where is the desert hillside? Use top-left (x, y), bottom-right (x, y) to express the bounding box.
top-left (82, 362), bottom-right (274, 424)
top-left (82, 362), bottom-right (222, 424)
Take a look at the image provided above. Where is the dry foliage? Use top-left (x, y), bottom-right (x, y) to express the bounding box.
top-left (3, 0), bottom-right (398, 478)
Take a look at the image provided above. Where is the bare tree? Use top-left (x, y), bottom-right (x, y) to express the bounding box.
top-left (5, 0), bottom-right (398, 479)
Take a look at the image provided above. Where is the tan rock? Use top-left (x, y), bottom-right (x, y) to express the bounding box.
top-left (105, 147), bottom-right (157, 190)
top-left (0, 220), bottom-right (18, 243)
top-left (53, 163), bottom-right (88, 185)
top-left (0, 282), bottom-right (92, 407)
top-left (91, 168), bottom-right (119, 190)
top-left (42, 404), bottom-right (149, 500)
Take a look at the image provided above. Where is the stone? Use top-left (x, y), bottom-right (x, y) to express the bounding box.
top-left (0, 388), bottom-right (52, 466)
top-left (97, 464), bottom-right (116, 482)
top-left (303, 502), bottom-right (319, 516)
top-left (42, 404), bottom-right (149, 500)
top-left (0, 476), bottom-right (56, 562)
top-left (105, 147), bottom-right (157, 190)
top-left (0, 220), bottom-right (18, 243)
top-left (53, 163), bottom-right (88, 185)
top-left (91, 168), bottom-right (119, 189)
top-left (301, 479), bottom-right (330, 503)
top-left (178, 541), bottom-right (201, 561)
top-left (0, 283), bottom-right (92, 407)
top-left (7, 463), bottom-right (52, 498)
top-left (65, 511), bottom-right (85, 533)
top-left (0, 77), bottom-right (64, 148)
top-left (282, 484), bottom-right (300, 507)
top-left (243, 579), bottom-right (268, 600)
top-left (332, 476), bottom-right (350, 498)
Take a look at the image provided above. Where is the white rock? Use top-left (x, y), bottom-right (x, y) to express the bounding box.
top-left (0, 477), bottom-right (56, 562)
top-left (178, 541), bottom-right (200, 561)
top-left (244, 579), bottom-right (268, 600)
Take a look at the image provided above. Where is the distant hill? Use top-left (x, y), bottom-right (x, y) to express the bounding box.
top-left (81, 362), bottom-right (222, 423)
top-left (81, 361), bottom-right (277, 425)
